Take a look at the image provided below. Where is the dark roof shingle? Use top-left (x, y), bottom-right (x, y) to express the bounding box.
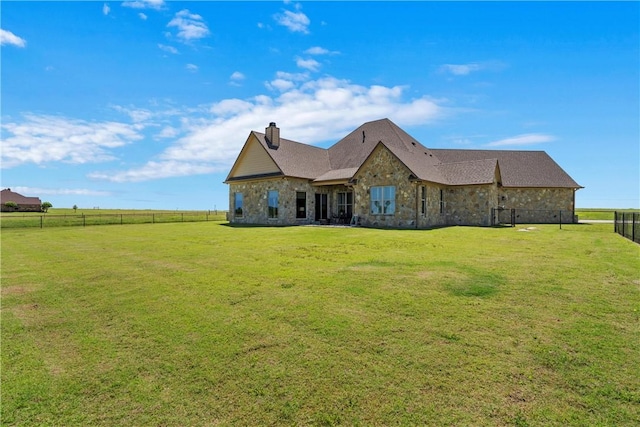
top-left (431, 149), bottom-right (582, 188)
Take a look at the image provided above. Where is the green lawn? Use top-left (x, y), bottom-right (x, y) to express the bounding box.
top-left (2, 223), bottom-right (639, 426)
top-left (576, 208), bottom-right (636, 221)
top-left (0, 208), bottom-right (227, 228)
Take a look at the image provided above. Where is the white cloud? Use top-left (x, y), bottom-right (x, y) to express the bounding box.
top-left (230, 71), bottom-right (245, 81)
top-left (158, 44), bottom-right (178, 54)
top-left (440, 63), bottom-right (482, 76)
top-left (122, 0), bottom-right (165, 10)
top-left (92, 76), bottom-right (446, 182)
top-left (1, 114), bottom-right (143, 168)
top-left (0, 29), bottom-right (27, 48)
top-left (167, 9), bottom-right (210, 42)
top-left (266, 79), bottom-right (295, 92)
top-left (296, 57), bottom-right (320, 72)
top-left (304, 46), bottom-right (339, 55)
top-left (112, 105), bottom-right (153, 123)
top-left (139, 13), bottom-right (148, 20)
top-left (12, 186), bottom-right (111, 197)
top-left (103, 3), bottom-right (111, 15)
top-left (88, 160), bottom-right (216, 183)
top-left (274, 10), bottom-right (310, 34)
top-left (186, 63), bottom-right (198, 72)
top-left (440, 61), bottom-right (507, 76)
top-left (156, 126), bottom-right (179, 139)
top-left (486, 133), bottom-right (555, 147)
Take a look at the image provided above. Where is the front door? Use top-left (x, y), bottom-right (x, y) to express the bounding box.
top-left (315, 193), bottom-right (328, 221)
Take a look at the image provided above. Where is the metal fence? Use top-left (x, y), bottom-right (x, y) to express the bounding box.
top-left (614, 211), bottom-right (640, 243)
top-left (0, 211), bottom-right (227, 229)
top-left (491, 208), bottom-right (577, 227)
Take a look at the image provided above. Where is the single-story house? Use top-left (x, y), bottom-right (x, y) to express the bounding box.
top-left (224, 118), bottom-right (582, 228)
top-left (1, 188), bottom-right (43, 212)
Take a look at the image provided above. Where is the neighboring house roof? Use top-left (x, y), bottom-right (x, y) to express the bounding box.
top-left (227, 119), bottom-right (582, 189)
top-left (1, 188), bottom-right (42, 205)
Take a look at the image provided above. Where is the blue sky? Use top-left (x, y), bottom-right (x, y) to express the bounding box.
top-left (2, 1), bottom-right (638, 210)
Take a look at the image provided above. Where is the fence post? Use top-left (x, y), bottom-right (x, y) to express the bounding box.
top-left (83, 215), bottom-right (86, 227)
top-left (182, 213), bottom-right (184, 222)
top-left (121, 214), bottom-right (123, 225)
top-left (633, 213), bottom-right (636, 243)
top-left (41, 216), bottom-right (43, 229)
top-left (153, 214), bottom-right (155, 224)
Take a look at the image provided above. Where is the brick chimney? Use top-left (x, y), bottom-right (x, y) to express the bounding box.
top-left (265, 122), bottom-right (280, 148)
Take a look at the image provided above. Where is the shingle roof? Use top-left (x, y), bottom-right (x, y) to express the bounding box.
top-left (313, 168), bottom-right (359, 183)
top-left (431, 149), bottom-right (582, 188)
top-left (229, 119), bottom-right (581, 189)
top-left (0, 189), bottom-right (42, 205)
top-left (327, 118), bottom-right (446, 183)
top-left (252, 131), bottom-right (331, 180)
top-left (436, 158), bottom-right (499, 186)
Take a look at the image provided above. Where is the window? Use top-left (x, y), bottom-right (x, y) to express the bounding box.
top-left (268, 190), bottom-right (279, 218)
top-left (296, 192), bottom-right (306, 219)
top-left (234, 192), bottom-right (243, 217)
top-left (421, 186), bottom-right (426, 216)
top-left (439, 189), bottom-right (444, 215)
top-left (337, 192), bottom-right (353, 217)
top-left (370, 186), bottom-right (395, 215)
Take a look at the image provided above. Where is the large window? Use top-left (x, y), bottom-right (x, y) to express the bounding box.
top-left (234, 192), bottom-right (243, 217)
top-left (439, 189), bottom-right (445, 215)
top-left (268, 190), bottom-right (279, 218)
top-left (296, 192), bottom-right (306, 219)
top-left (370, 186), bottom-right (395, 215)
top-left (421, 186), bottom-right (426, 216)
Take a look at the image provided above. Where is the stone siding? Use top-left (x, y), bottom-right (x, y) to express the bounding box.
top-left (228, 148), bottom-right (576, 227)
top-left (496, 187), bottom-right (576, 224)
top-left (352, 145), bottom-right (418, 228)
top-left (443, 184), bottom-right (498, 226)
top-left (229, 178), bottom-right (317, 225)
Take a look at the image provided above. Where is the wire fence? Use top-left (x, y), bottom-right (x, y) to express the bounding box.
top-left (0, 211), bottom-right (227, 229)
top-left (614, 211), bottom-right (640, 244)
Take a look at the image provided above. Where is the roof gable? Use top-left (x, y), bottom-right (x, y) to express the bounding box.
top-left (226, 133), bottom-right (281, 181)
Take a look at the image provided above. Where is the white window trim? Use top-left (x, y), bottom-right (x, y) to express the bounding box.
top-left (370, 185), bottom-right (396, 215)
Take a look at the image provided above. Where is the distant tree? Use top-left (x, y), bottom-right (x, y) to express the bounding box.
top-left (41, 201), bottom-right (53, 213)
top-left (73, 204), bottom-right (78, 212)
top-left (4, 201), bottom-right (18, 211)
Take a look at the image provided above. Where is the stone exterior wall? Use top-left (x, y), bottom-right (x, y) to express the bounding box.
top-left (352, 145), bottom-right (498, 228)
top-left (352, 145), bottom-right (418, 228)
top-left (496, 187), bottom-right (576, 224)
top-left (229, 178), bottom-right (317, 225)
top-left (442, 184), bottom-right (498, 226)
top-left (227, 147), bottom-right (577, 227)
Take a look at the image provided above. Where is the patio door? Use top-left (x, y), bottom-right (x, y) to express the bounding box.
top-left (315, 193), bottom-right (328, 221)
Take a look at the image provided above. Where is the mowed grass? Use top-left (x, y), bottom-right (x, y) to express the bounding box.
top-left (576, 208), bottom-right (636, 221)
top-left (2, 223), bottom-right (639, 426)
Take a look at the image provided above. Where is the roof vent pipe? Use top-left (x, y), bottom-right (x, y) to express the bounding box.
top-left (266, 122), bottom-right (280, 148)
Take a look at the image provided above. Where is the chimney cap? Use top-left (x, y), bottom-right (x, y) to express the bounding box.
top-left (269, 122), bottom-right (277, 127)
